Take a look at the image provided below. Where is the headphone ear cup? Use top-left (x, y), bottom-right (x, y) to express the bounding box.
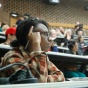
top-left (68, 43), bottom-right (73, 49)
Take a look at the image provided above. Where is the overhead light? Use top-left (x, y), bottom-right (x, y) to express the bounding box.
top-left (11, 14), bottom-right (17, 17)
top-left (10, 12), bottom-right (19, 17)
top-left (0, 3), bottom-right (2, 7)
top-left (52, 0), bottom-right (60, 3)
top-left (44, 0), bottom-right (60, 5)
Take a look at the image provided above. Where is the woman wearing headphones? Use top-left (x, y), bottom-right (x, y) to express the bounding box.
top-left (0, 18), bottom-right (65, 84)
top-left (63, 40), bottom-right (86, 78)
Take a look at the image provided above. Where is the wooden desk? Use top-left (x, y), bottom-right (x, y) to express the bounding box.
top-left (47, 52), bottom-right (88, 63)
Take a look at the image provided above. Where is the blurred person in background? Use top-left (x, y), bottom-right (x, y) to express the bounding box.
top-left (77, 36), bottom-right (88, 54)
top-left (2, 24), bottom-right (9, 33)
top-left (1, 27), bottom-right (16, 45)
top-left (0, 22), bottom-right (7, 32)
top-left (1, 22), bottom-right (6, 28)
top-left (49, 29), bottom-right (57, 40)
top-left (74, 22), bottom-right (83, 35)
top-left (56, 28), bottom-right (64, 36)
top-left (59, 27), bottom-right (65, 35)
top-left (64, 40), bottom-right (86, 78)
top-left (49, 29), bottom-right (58, 51)
top-left (77, 30), bottom-right (84, 37)
top-left (66, 40), bottom-right (81, 55)
top-left (64, 29), bottom-right (73, 46)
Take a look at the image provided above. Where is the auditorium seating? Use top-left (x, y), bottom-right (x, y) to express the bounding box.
top-left (0, 44), bottom-right (12, 63)
top-left (47, 52), bottom-right (88, 75)
top-left (0, 36), bottom-right (6, 43)
top-left (0, 32), bottom-right (5, 36)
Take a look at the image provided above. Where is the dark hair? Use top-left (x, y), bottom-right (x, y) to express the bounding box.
top-left (68, 40), bottom-right (77, 50)
top-left (1, 22), bottom-right (6, 28)
top-left (75, 24), bottom-right (83, 29)
top-left (11, 18), bottom-right (49, 47)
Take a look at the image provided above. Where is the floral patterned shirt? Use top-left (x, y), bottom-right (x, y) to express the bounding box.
top-left (0, 46), bottom-right (65, 82)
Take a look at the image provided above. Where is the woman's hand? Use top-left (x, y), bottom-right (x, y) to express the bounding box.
top-left (27, 26), bottom-right (41, 52)
top-left (28, 26), bottom-right (41, 44)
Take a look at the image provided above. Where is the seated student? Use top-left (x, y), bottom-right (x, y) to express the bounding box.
top-left (64, 29), bottom-right (74, 46)
top-left (50, 40), bottom-right (58, 52)
top-left (74, 22), bottom-right (83, 35)
top-left (66, 40), bottom-right (81, 55)
top-left (0, 18), bottom-right (65, 83)
top-left (2, 24), bottom-right (9, 33)
top-left (49, 29), bottom-right (57, 39)
top-left (78, 30), bottom-right (84, 36)
top-left (77, 36), bottom-right (88, 54)
top-left (47, 38), bottom-right (58, 52)
top-left (1, 27), bottom-right (16, 45)
top-left (64, 40), bottom-right (86, 78)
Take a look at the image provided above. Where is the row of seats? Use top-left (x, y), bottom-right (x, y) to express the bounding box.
top-left (0, 32), bottom-right (6, 44)
top-left (0, 44), bottom-right (12, 63)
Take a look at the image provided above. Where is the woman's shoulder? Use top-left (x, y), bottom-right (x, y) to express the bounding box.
top-left (3, 47), bottom-right (23, 60)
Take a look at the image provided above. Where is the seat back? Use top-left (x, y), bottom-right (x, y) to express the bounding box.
top-left (0, 32), bottom-right (5, 36)
top-left (0, 36), bottom-right (6, 43)
top-left (0, 44), bottom-right (12, 63)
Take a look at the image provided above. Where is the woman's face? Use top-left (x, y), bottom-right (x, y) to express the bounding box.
top-left (34, 23), bottom-right (51, 52)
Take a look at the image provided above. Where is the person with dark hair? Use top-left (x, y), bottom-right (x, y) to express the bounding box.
top-left (67, 40), bottom-right (81, 55)
top-left (63, 40), bottom-right (86, 78)
top-left (74, 22), bottom-right (83, 35)
top-left (0, 18), bottom-right (65, 83)
top-left (77, 36), bottom-right (88, 54)
top-left (1, 22), bottom-right (6, 28)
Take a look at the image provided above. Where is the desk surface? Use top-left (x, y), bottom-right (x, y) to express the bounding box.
top-left (57, 46), bottom-right (69, 51)
top-left (0, 44), bottom-right (12, 50)
top-left (0, 81), bottom-right (88, 88)
top-left (0, 32), bottom-right (5, 36)
top-left (47, 52), bottom-right (88, 63)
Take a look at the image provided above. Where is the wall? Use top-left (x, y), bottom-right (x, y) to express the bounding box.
top-left (0, 0), bottom-right (88, 26)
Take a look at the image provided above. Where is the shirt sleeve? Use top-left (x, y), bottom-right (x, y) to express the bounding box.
top-left (1, 51), bottom-right (26, 77)
top-left (30, 51), bottom-right (65, 82)
top-left (47, 57), bottom-right (65, 82)
top-left (1, 50), bottom-right (65, 82)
